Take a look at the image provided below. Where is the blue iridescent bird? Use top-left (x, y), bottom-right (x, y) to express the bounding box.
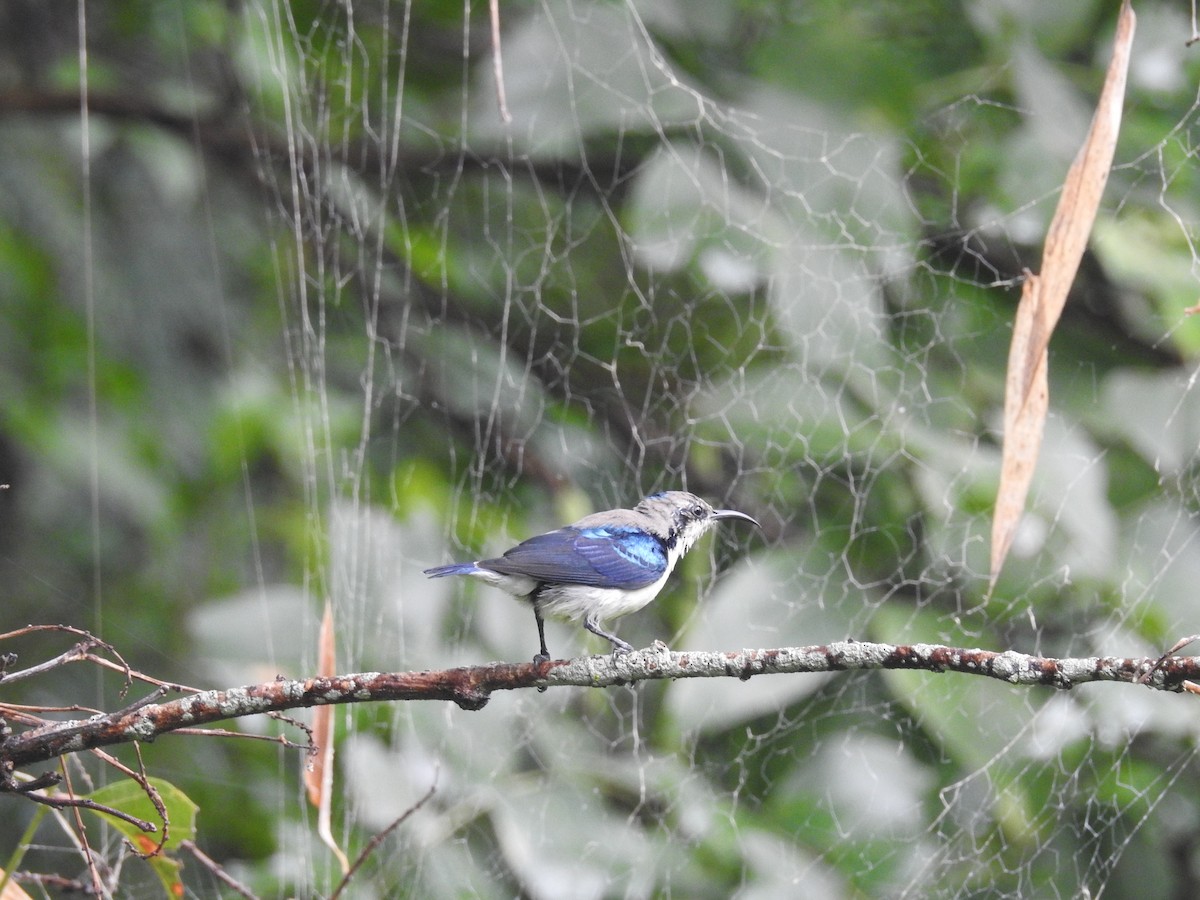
top-left (424, 491), bottom-right (760, 662)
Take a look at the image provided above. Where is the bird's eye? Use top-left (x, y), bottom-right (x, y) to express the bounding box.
top-left (691, 504), bottom-right (706, 519)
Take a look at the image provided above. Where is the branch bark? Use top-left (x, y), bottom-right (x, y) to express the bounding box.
top-left (3, 641), bottom-right (1196, 771)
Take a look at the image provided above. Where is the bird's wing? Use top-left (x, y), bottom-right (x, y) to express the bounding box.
top-left (478, 526), bottom-right (667, 589)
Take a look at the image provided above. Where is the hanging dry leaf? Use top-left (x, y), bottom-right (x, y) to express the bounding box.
top-left (0, 866), bottom-right (35, 900)
top-left (307, 600), bottom-right (349, 873)
top-left (990, 0), bottom-right (1135, 586)
top-left (992, 273), bottom-right (1051, 581)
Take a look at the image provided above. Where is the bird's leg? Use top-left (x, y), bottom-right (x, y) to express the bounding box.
top-left (533, 606), bottom-right (551, 665)
top-left (529, 604), bottom-right (552, 694)
top-left (583, 616), bottom-right (633, 654)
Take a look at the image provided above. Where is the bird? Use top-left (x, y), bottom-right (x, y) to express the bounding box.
top-left (424, 491), bottom-right (760, 663)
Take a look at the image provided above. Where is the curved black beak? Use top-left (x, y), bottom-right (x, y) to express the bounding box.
top-left (713, 508), bottom-right (761, 529)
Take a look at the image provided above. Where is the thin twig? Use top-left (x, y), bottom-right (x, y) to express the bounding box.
top-left (108, 685), bottom-right (170, 720)
top-left (172, 726), bottom-right (311, 751)
top-left (181, 840), bottom-right (258, 899)
top-left (84, 654), bottom-right (200, 694)
top-left (0, 625), bottom-right (134, 694)
top-left (60, 757), bottom-right (107, 897)
top-left (91, 745), bottom-right (170, 857)
top-left (20, 785), bottom-right (157, 834)
top-left (1137, 634), bottom-right (1199, 684)
top-left (0, 702), bottom-right (105, 717)
top-left (9, 771), bottom-right (62, 793)
top-left (0, 640), bottom-right (102, 685)
top-left (331, 781), bottom-right (437, 900)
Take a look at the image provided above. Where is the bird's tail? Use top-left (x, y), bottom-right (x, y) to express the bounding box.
top-left (423, 563), bottom-right (480, 578)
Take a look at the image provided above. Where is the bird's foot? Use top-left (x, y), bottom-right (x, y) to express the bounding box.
top-left (532, 652), bottom-right (550, 693)
top-left (606, 638), bottom-right (635, 665)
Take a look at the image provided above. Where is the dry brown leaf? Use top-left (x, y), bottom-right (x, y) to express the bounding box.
top-left (992, 274), bottom-right (1051, 580)
top-left (308, 600), bottom-right (349, 873)
top-left (991, 0), bottom-right (1135, 586)
top-left (0, 867), bottom-right (34, 900)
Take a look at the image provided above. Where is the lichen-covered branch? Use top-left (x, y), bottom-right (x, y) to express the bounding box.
top-left (2, 641), bottom-right (1196, 772)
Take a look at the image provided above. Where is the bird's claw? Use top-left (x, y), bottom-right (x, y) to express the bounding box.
top-left (532, 652), bottom-right (550, 693)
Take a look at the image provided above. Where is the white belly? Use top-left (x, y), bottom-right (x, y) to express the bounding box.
top-left (534, 570), bottom-right (672, 624)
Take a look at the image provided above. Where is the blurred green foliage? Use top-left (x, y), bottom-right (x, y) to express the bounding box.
top-left (2, 0), bottom-right (1200, 896)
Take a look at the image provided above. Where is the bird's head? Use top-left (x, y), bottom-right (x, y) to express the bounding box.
top-left (636, 491), bottom-right (760, 554)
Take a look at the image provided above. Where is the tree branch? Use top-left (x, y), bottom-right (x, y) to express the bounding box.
top-left (2, 641), bottom-right (1196, 772)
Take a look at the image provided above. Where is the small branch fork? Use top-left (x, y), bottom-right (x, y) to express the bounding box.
top-left (4, 640), bottom-right (1199, 773)
top-left (0, 626), bottom-right (175, 852)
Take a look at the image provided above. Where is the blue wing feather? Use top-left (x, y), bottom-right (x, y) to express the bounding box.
top-left (478, 526), bottom-right (666, 589)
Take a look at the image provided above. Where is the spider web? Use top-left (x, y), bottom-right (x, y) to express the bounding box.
top-left (4, 0), bottom-right (1200, 897)
top-left (225, 1), bottom-right (1200, 897)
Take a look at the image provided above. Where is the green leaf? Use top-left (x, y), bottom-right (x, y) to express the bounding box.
top-left (84, 778), bottom-right (199, 898)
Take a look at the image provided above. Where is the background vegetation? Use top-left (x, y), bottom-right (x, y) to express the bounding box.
top-left (2, 0), bottom-right (1200, 896)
